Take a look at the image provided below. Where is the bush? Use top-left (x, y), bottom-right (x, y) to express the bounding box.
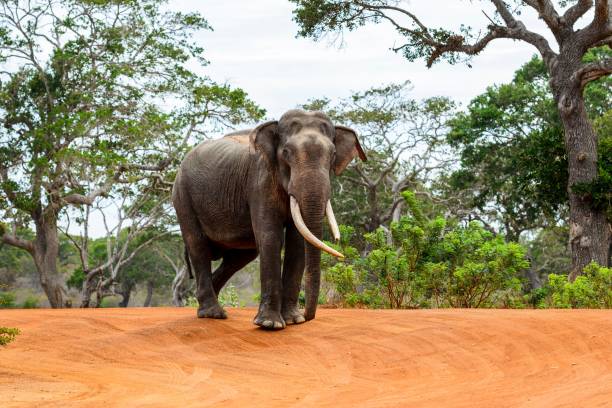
top-left (0, 327), bottom-right (19, 346)
top-left (184, 285), bottom-right (243, 308)
top-left (538, 262), bottom-right (611, 308)
top-left (185, 296), bottom-right (198, 308)
top-left (0, 291), bottom-right (16, 308)
top-left (21, 296), bottom-right (39, 309)
top-left (431, 222), bottom-right (529, 308)
top-left (218, 284), bottom-right (240, 307)
top-left (322, 192), bottom-right (529, 309)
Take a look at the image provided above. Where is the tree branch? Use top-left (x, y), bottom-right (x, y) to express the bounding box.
top-left (572, 58), bottom-right (612, 88)
top-left (1, 232), bottom-right (34, 253)
top-left (561, 0), bottom-right (593, 27)
top-left (523, 0), bottom-right (563, 42)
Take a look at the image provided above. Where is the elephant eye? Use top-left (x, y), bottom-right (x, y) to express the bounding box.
top-left (282, 147), bottom-right (292, 161)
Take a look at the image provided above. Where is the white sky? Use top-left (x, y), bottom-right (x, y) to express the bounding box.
top-left (173, 0), bottom-right (563, 119)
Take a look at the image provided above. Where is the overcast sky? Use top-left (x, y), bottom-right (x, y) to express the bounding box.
top-left (173, 0), bottom-right (563, 120)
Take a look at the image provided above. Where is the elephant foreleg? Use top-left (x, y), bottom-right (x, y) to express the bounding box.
top-left (252, 218), bottom-right (285, 330)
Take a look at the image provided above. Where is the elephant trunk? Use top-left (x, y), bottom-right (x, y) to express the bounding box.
top-left (300, 195), bottom-right (324, 322)
top-left (289, 168), bottom-right (344, 321)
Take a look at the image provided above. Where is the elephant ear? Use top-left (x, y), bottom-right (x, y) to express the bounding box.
top-left (333, 125), bottom-right (367, 175)
top-left (250, 120), bottom-right (279, 165)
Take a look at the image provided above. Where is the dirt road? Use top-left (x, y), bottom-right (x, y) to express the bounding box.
top-left (1, 308), bottom-right (610, 407)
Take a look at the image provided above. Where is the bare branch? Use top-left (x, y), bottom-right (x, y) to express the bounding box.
top-left (523, 0), bottom-right (563, 42)
top-left (561, 0), bottom-right (593, 27)
top-left (1, 232), bottom-right (34, 253)
top-left (62, 181), bottom-right (114, 206)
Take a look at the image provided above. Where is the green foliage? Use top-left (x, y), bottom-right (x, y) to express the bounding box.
top-left (446, 50), bottom-right (612, 237)
top-left (218, 284), bottom-right (240, 308)
top-left (524, 226), bottom-right (571, 287)
top-left (323, 225), bottom-right (383, 307)
top-left (0, 327), bottom-right (19, 346)
top-left (185, 296), bottom-right (198, 308)
top-left (185, 287), bottom-right (250, 309)
top-left (432, 223), bottom-right (528, 308)
top-left (21, 295), bottom-right (39, 309)
top-left (290, 0), bottom-right (475, 66)
top-left (324, 193), bottom-right (529, 309)
top-left (0, 291), bottom-right (16, 308)
top-left (298, 290), bottom-right (328, 306)
top-left (66, 267), bottom-right (86, 290)
top-left (538, 262), bottom-right (611, 309)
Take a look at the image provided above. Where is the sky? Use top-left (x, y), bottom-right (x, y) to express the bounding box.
top-left (173, 0), bottom-right (562, 120)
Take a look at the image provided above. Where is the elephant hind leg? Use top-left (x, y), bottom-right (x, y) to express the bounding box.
top-left (212, 248), bottom-right (258, 295)
top-left (176, 213), bottom-right (226, 319)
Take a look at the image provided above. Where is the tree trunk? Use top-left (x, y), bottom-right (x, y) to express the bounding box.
top-left (118, 282), bottom-right (133, 308)
top-left (552, 61), bottom-right (611, 280)
top-left (143, 281), bottom-right (154, 307)
top-left (80, 271), bottom-right (97, 308)
top-left (32, 212), bottom-right (65, 308)
top-left (525, 248), bottom-right (542, 290)
top-left (366, 185), bottom-right (379, 232)
top-left (172, 265), bottom-right (188, 306)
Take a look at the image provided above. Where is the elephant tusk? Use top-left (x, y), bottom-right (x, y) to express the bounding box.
top-left (290, 196), bottom-right (345, 259)
top-left (326, 200), bottom-right (341, 242)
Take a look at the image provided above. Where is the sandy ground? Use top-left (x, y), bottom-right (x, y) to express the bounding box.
top-left (0, 308), bottom-right (611, 408)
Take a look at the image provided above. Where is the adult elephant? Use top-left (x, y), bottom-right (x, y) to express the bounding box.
top-left (173, 110), bottom-right (366, 329)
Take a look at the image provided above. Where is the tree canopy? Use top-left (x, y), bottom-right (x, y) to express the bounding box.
top-left (0, 0), bottom-right (263, 307)
top-left (446, 50), bottom-right (611, 241)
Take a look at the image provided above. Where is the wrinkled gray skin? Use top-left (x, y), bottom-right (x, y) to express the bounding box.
top-left (172, 110), bottom-right (366, 329)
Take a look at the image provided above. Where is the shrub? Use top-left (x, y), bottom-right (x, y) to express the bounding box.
top-left (0, 292), bottom-right (16, 309)
top-left (185, 296), bottom-right (198, 308)
top-left (539, 262), bottom-right (611, 308)
top-left (22, 296), bottom-right (39, 309)
top-left (218, 284), bottom-right (240, 307)
top-left (184, 286), bottom-right (242, 308)
top-left (298, 290), bottom-right (328, 306)
top-left (431, 222), bottom-right (529, 308)
top-left (322, 192), bottom-right (529, 309)
top-left (0, 327), bottom-right (19, 346)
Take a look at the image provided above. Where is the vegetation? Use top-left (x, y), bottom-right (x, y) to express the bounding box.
top-left (0, 327), bottom-right (19, 346)
top-left (323, 192), bottom-right (529, 309)
top-left (535, 262), bottom-right (612, 308)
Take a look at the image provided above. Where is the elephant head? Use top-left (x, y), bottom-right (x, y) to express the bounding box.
top-left (250, 110), bottom-right (366, 320)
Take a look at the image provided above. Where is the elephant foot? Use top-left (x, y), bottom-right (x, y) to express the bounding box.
top-left (282, 305), bottom-right (306, 325)
top-left (197, 302), bottom-right (227, 319)
top-left (253, 306), bottom-right (286, 330)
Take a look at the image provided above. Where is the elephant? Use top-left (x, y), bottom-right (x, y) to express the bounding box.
top-left (172, 109), bottom-right (366, 329)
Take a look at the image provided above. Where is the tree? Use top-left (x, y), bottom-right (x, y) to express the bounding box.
top-left (0, 0), bottom-right (263, 307)
top-left (63, 186), bottom-right (173, 307)
top-left (290, 0), bottom-right (612, 278)
top-left (446, 52), bottom-right (611, 242)
top-left (303, 82), bottom-right (455, 238)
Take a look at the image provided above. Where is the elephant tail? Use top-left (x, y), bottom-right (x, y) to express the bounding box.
top-left (184, 247), bottom-right (194, 279)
